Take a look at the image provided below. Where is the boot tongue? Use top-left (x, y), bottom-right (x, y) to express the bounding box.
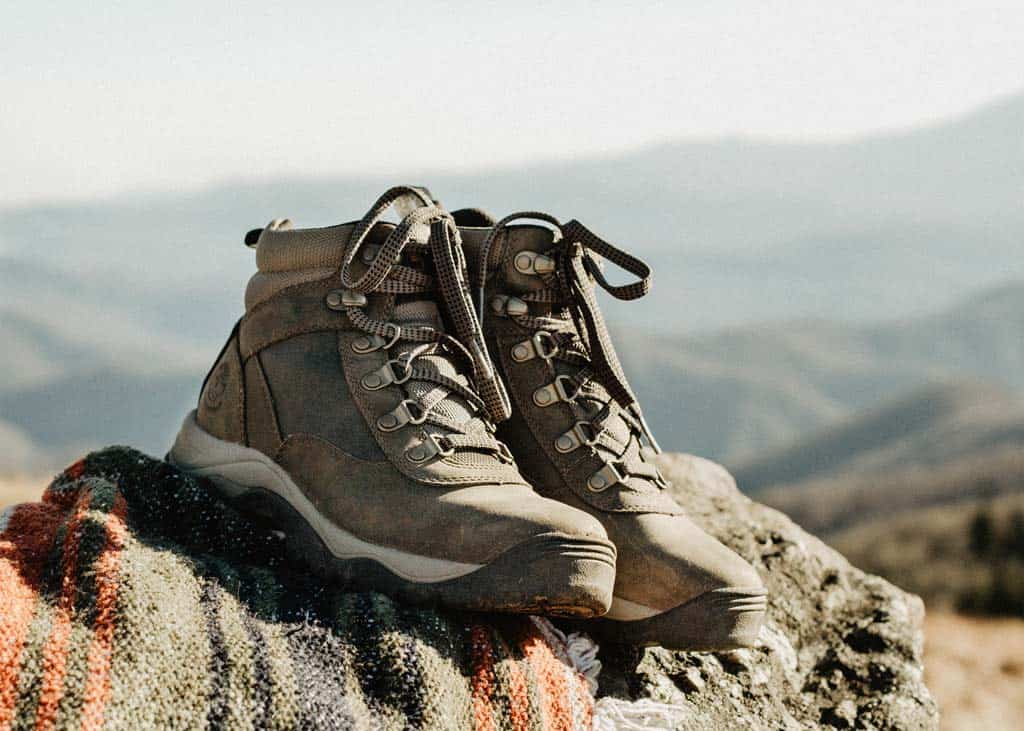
top-left (391, 300), bottom-right (476, 426)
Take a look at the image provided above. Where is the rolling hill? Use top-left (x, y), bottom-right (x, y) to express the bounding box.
top-left (621, 282), bottom-right (1024, 461)
top-left (2, 280), bottom-right (1022, 472)
top-left (740, 383), bottom-right (1024, 617)
top-left (732, 381), bottom-right (1024, 493)
top-left (0, 309), bottom-right (200, 469)
top-left (2, 91), bottom-right (1023, 469)
top-left (2, 91), bottom-right (1023, 335)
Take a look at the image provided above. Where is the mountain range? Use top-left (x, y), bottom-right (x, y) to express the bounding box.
top-left (2, 91), bottom-right (1023, 472)
top-left (622, 282), bottom-right (1024, 462)
top-left (3, 278), bottom-right (1022, 474)
top-left (2, 91), bottom-right (1023, 340)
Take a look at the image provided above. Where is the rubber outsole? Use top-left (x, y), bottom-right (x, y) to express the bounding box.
top-left (585, 586), bottom-right (767, 651)
top-left (167, 414), bottom-right (616, 617)
top-left (213, 478), bottom-right (615, 617)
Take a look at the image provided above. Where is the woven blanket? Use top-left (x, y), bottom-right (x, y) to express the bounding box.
top-left (0, 448), bottom-right (601, 730)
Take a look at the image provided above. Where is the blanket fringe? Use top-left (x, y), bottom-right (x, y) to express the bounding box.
top-left (593, 697), bottom-right (688, 730)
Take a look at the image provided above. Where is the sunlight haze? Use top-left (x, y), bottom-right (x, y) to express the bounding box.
top-left (3, 1), bottom-right (1024, 204)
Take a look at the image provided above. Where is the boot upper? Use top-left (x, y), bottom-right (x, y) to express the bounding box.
top-left (194, 188), bottom-right (610, 566)
top-left (460, 218), bottom-right (681, 516)
top-left (460, 214), bottom-right (766, 615)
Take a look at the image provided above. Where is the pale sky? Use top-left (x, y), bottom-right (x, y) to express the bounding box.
top-left (3, 1), bottom-right (1024, 205)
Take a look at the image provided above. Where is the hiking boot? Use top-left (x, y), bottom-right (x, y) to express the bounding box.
top-left (168, 187), bottom-right (616, 617)
top-left (456, 210), bottom-right (766, 649)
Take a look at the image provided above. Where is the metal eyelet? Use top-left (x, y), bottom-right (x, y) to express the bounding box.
top-left (352, 323), bottom-right (402, 355)
top-left (406, 433), bottom-right (454, 463)
top-left (361, 359), bottom-right (413, 390)
top-left (490, 295), bottom-right (509, 314)
top-left (554, 421), bottom-right (597, 454)
top-left (326, 289), bottom-right (367, 310)
top-left (511, 331), bottom-right (559, 363)
top-left (511, 341), bottom-right (533, 362)
top-left (352, 334), bottom-right (384, 354)
top-left (532, 375), bottom-right (579, 407)
top-left (489, 295), bottom-right (528, 318)
top-left (361, 244), bottom-right (381, 265)
top-left (377, 399), bottom-right (427, 432)
top-left (514, 251), bottom-right (556, 275)
top-left (588, 462), bottom-right (624, 492)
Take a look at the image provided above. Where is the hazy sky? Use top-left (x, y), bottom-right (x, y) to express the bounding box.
top-left (3, 1), bottom-right (1023, 205)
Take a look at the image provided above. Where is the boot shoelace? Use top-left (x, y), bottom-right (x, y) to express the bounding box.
top-left (337, 186), bottom-right (513, 463)
top-left (476, 212), bottom-right (666, 491)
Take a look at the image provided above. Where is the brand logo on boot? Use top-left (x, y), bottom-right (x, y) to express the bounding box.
top-left (204, 362), bottom-right (229, 410)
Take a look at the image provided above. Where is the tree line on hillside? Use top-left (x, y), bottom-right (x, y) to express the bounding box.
top-left (960, 505), bottom-right (1024, 616)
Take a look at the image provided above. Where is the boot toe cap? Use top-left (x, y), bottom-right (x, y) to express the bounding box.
top-left (603, 512), bottom-right (767, 650)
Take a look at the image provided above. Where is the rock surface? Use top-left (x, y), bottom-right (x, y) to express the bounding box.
top-left (594, 453), bottom-right (939, 730)
top-left (0, 449), bottom-right (939, 729)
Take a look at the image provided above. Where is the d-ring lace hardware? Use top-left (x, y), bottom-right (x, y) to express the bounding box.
top-left (377, 399), bottom-right (428, 432)
top-left (511, 331), bottom-right (559, 363)
top-left (532, 374), bottom-right (580, 408)
top-left (406, 433), bottom-right (455, 463)
top-left (554, 421), bottom-right (599, 454)
top-left (351, 323), bottom-right (402, 354)
top-left (361, 358), bottom-right (414, 391)
top-left (588, 461), bottom-right (624, 492)
top-left (495, 441), bottom-right (515, 464)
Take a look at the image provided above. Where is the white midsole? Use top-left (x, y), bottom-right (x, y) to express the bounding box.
top-left (168, 411), bottom-right (482, 583)
top-left (605, 595), bottom-right (661, 621)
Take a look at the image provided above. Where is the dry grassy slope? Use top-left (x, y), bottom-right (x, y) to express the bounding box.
top-left (924, 612), bottom-right (1024, 731)
top-left (758, 443), bottom-right (1024, 537)
top-left (734, 383), bottom-right (1024, 614)
top-left (732, 381), bottom-right (1024, 494)
top-left (621, 282), bottom-right (1024, 462)
top-left (830, 491), bottom-right (1024, 610)
top-left (755, 437), bottom-right (1024, 613)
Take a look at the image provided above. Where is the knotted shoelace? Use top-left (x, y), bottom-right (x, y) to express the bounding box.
top-left (339, 187), bottom-right (513, 460)
top-left (476, 213), bottom-right (664, 483)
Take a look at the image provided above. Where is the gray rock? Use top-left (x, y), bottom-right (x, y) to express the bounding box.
top-left (595, 453), bottom-right (938, 730)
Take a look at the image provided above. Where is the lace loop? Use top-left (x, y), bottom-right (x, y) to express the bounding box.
top-left (340, 187), bottom-right (513, 461)
top-left (479, 212), bottom-right (663, 457)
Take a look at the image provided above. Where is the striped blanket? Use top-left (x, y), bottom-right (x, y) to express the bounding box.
top-left (0, 448), bottom-right (599, 730)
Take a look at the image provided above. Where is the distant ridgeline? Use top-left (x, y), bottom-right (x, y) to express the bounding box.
top-left (3, 281), bottom-right (1024, 474)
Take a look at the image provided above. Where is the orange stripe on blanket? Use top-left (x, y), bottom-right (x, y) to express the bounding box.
top-left (43, 461), bottom-right (87, 511)
top-left (469, 624), bottom-right (497, 731)
top-left (78, 494), bottom-right (128, 731)
top-left (498, 635), bottom-right (532, 731)
top-left (65, 461), bottom-right (86, 482)
top-left (33, 492), bottom-right (92, 731)
top-left (0, 503), bottom-right (64, 729)
top-left (520, 627), bottom-right (574, 731)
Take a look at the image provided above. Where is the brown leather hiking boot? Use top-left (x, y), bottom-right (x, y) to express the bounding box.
top-left (457, 210), bottom-right (767, 649)
top-left (168, 188), bottom-right (616, 617)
